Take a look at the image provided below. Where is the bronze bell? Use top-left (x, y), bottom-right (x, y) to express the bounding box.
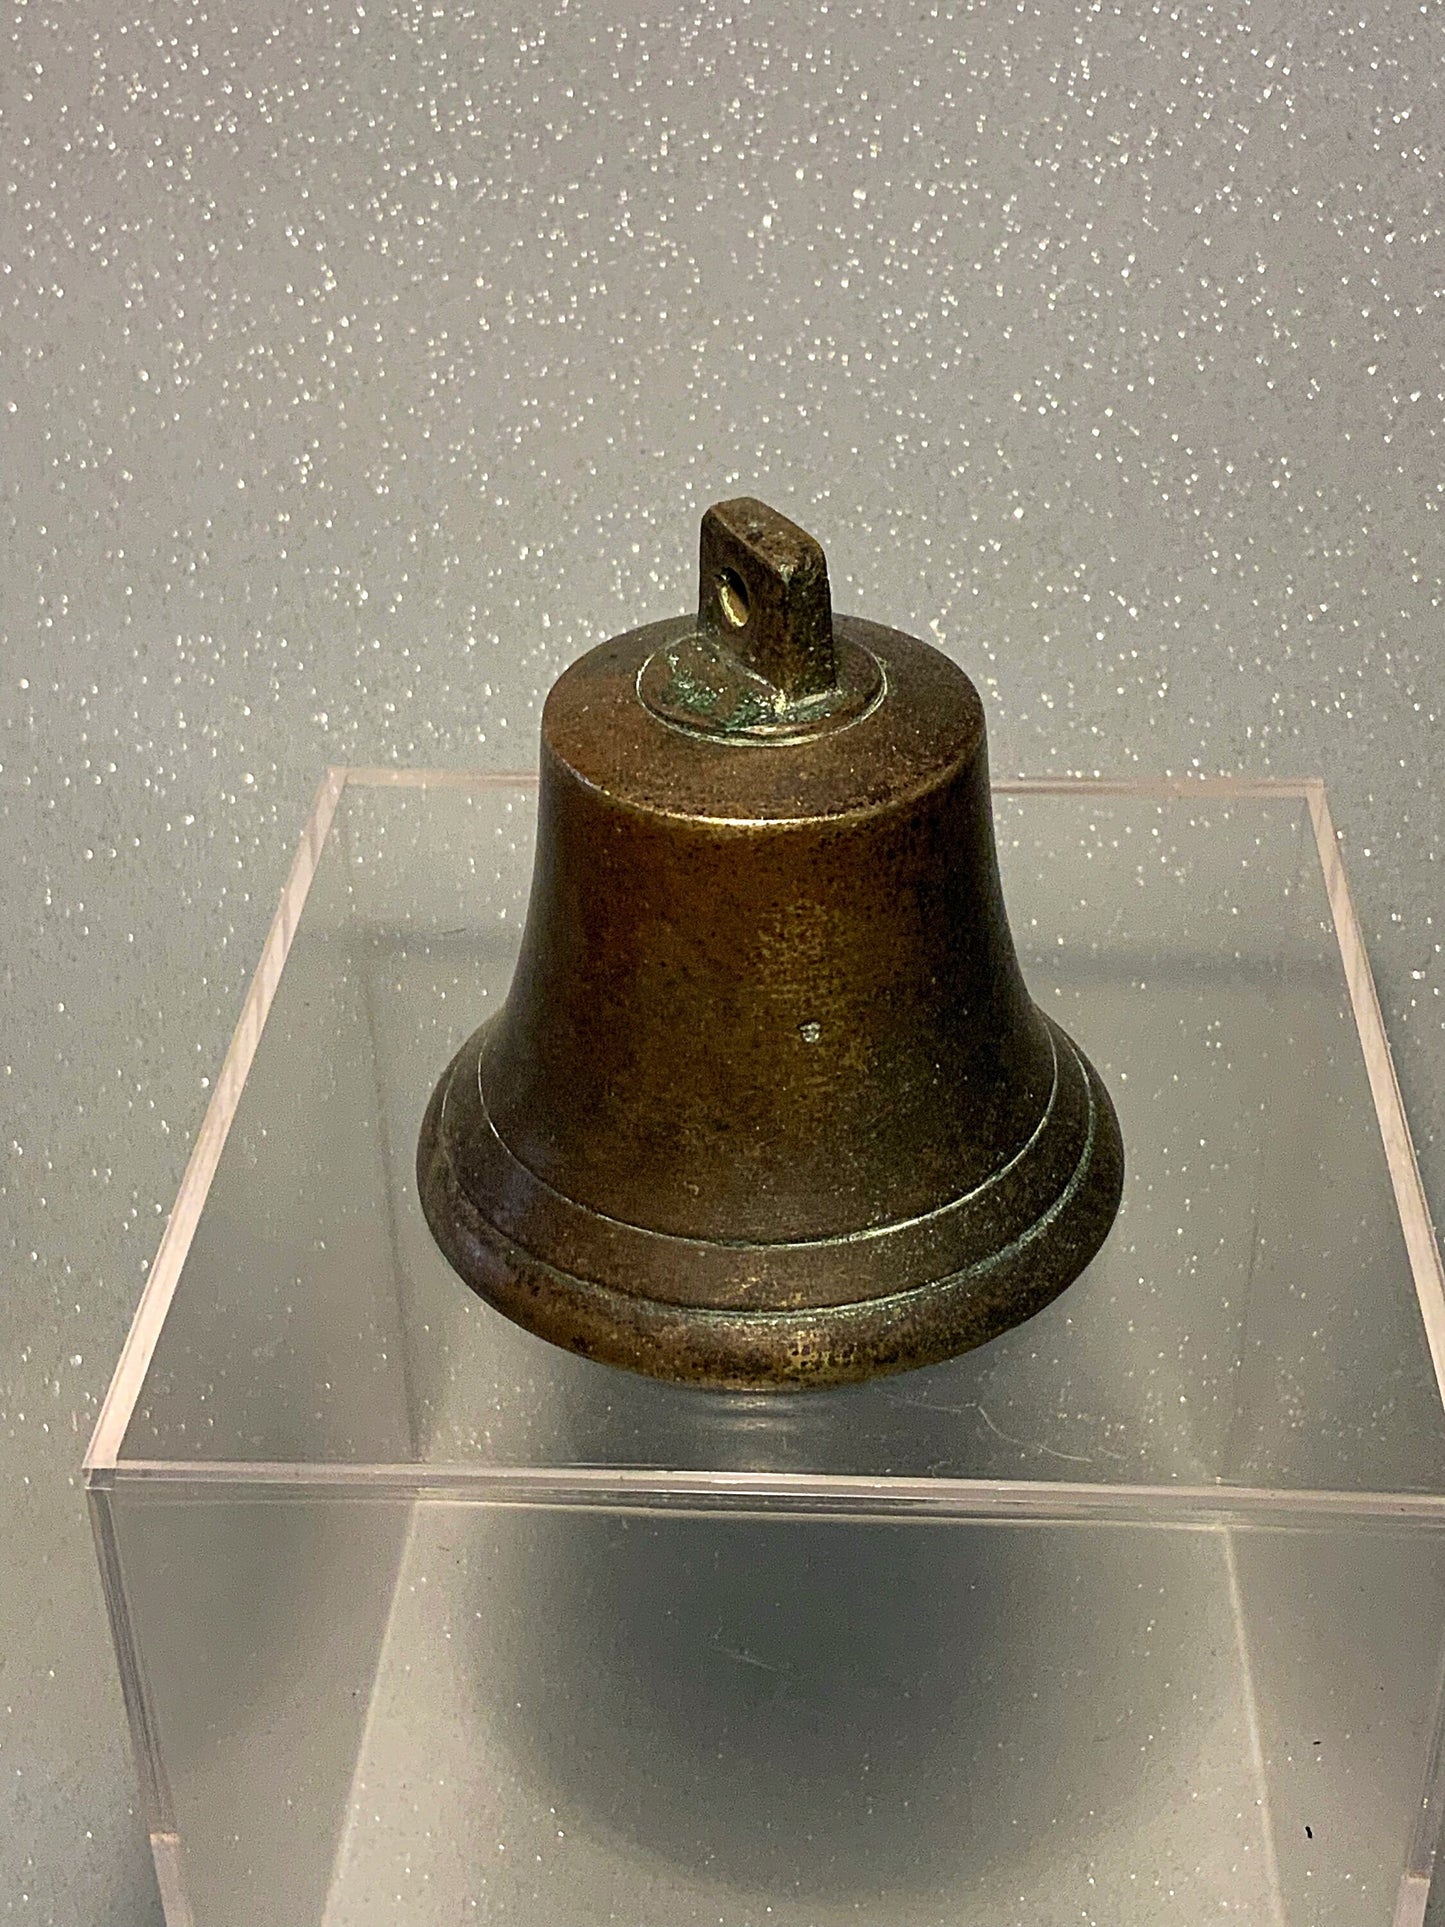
top-left (418, 498), bottom-right (1123, 1389)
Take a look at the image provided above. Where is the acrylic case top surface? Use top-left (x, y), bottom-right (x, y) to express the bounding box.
top-left (86, 772), bottom-right (1445, 1515)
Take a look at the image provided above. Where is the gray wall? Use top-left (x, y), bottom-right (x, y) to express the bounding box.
top-left (1, 1), bottom-right (1440, 1919)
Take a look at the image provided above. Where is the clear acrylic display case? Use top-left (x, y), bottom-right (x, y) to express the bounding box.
top-left (85, 772), bottom-right (1445, 1927)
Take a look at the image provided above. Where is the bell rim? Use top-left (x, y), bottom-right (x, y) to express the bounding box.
top-left (416, 1028), bottom-right (1124, 1392)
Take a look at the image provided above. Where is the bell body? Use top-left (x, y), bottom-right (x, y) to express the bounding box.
top-left (419, 502), bottom-right (1123, 1387)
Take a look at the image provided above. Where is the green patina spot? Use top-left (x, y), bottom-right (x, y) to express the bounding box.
top-left (661, 648), bottom-right (776, 733)
top-left (661, 653), bottom-right (722, 716)
top-left (721, 688), bottom-right (771, 729)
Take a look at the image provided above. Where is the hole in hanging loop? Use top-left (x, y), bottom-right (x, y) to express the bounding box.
top-left (715, 569), bottom-right (751, 630)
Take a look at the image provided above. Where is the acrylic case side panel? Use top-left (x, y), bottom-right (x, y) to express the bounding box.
top-left (1218, 805), bottom-right (1445, 1494)
top-left (92, 1493), bottom-right (1445, 1927)
top-left (1000, 790), bottom-right (1445, 1497)
top-left (316, 1503), bottom-right (1435, 1927)
top-left (101, 1482), bottom-right (414, 1927)
top-left (1230, 1523), bottom-right (1445, 1927)
top-left (118, 797), bottom-right (415, 1465)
